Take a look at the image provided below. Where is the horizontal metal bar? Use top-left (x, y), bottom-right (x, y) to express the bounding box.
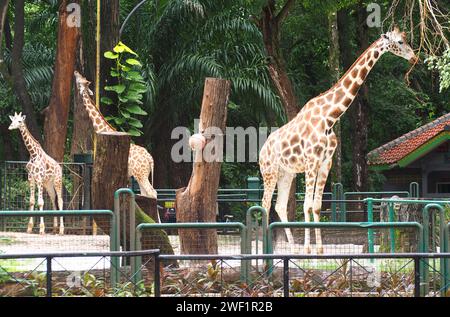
top-left (269, 221), bottom-right (422, 230)
top-left (0, 210), bottom-right (114, 217)
top-left (4, 161), bottom-right (85, 166)
top-left (0, 249), bottom-right (160, 259)
top-left (136, 222), bottom-right (246, 231)
top-left (364, 198), bottom-right (450, 205)
top-left (159, 252), bottom-right (450, 261)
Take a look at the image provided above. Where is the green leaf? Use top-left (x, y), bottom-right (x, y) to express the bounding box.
top-left (126, 59), bottom-right (142, 67)
top-left (101, 96), bottom-right (113, 105)
top-left (125, 71), bottom-right (145, 82)
top-left (105, 84), bottom-right (126, 94)
top-left (104, 51), bottom-right (119, 59)
top-left (126, 105), bottom-right (148, 115)
top-left (119, 110), bottom-right (131, 119)
top-left (114, 117), bottom-right (125, 125)
top-left (127, 128), bottom-right (142, 136)
top-left (129, 83), bottom-right (147, 93)
top-left (118, 41), bottom-right (138, 56)
top-left (110, 70), bottom-right (120, 77)
top-left (127, 118), bottom-right (143, 128)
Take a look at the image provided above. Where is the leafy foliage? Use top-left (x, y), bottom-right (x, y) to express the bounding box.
top-left (102, 42), bottom-right (148, 136)
top-left (426, 49), bottom-right (450, 92)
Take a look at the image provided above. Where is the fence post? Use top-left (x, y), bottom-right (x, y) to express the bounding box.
top-left (388, 202), bottom-right (395, 253)
top-left (247, 177), bottom-right (261, 201)
top-left (46, 256), bottom-right (52, 297)
top-left (154, 251), bottom-right (161, 297)
top-left (414, 256), bottom-right (421, 297)
top-left (366, 198), bottom-right (374, 255)
top-left (283, 257), bottom-right (289, 297)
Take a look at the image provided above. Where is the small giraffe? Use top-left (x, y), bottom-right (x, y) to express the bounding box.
top-left (9, 113), bottom-right (64, 235)
top-left (259, 27), bottom-right (417, 254)
top-left (73, 71), bottom-right (158, 202)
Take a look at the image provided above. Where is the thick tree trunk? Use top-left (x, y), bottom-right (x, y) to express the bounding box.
top-left (351, 4), bottom-right (370, 192)
top-left (10, 0), bottom-right (42, 144)
top-left (91, 132), bottom-right (130, 234)
top-left (71, 40), bottom-right (94, 156)
top-left (43, 0), bottom-right (81, 162)
top-left (259, 0), bottom-right (298, 221)
top-left (175, 78), bottom-right (231, 254)
top-left (328, 11), bottom-right (342, 184)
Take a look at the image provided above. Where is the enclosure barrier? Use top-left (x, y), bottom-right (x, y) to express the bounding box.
top-left (134, 222), bottom-right (248, 283)
top-left (0, 250), bottom-right (159, 297)
top-left (155, 253), bottom-right (450, 297)
top-left (0, 209), bottom-right (119, 287)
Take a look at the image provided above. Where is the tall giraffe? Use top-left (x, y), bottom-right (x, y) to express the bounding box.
top-left (9, 113), bottom-right (64, 235)
top-left (259, 27), bottom-right (417, 254)
top-left (73, 71), bottom-right (158, 201)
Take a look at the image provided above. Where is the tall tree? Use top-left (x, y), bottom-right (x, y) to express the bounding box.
top-left (328, 10), bottom-right (342, 184)
top-left (350, 2), bottom-right (370, 191)
top-left (43, 0), bottom-right (80, 161)
top-left (10, 0), bottom-right (42, 144)
top-left (257, 0), bottom-right (298, 221)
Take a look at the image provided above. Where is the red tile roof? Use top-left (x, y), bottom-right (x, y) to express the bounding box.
top-left (368, 112), bottom-right (450, 166)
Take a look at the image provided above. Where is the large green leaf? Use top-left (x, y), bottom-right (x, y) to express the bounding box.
top-left (104, 51), bottom-right (119, 59)
top-left (101, 96), bottom-right (114, 105)
top-left (126, 105), bottom-right (148, 115)
top-left (126, 59), bottom-right (142, 67)
top-left (105, 84), bottom-right (126, 94)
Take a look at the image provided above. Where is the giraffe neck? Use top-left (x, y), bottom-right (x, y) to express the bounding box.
top-left (80, 90), bottom-right (116, 133)
top-left (324, 38), bottom-right (386, 125)
top-left (19, 124), bottom-right (43, 158)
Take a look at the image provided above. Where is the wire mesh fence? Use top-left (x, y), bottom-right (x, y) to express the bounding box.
top-left (1, 161), bottom-right (93, 234)
top-left (0, 250), bottom-right (159, 297)
top-left (155, 254), bottom-right (450, 297)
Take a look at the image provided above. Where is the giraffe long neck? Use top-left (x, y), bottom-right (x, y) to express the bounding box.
top-left (81, 90), bottom-right (116, 133)
top-left (19, 124), bottom-right (43, 158)
top-left (325, 38), bottom-right (386, 125)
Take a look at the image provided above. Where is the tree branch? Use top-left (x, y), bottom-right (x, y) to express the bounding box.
top-left (276, 0), bottom-right (295, 24)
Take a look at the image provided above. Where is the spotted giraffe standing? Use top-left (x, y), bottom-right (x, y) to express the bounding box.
top-left (8, 113), bottom-right (64, 235)
top-left (259, 27), bottom-right (417, 254)
top-left (73, 71), bottom-right (157, 201)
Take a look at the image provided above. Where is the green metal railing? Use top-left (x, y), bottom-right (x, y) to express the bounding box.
top-left (134, 222), bottom-right (248, 283)
top-left (245, 206), bottom-right (268, 260)
top-left (0, 209), bottom-right (119, 286)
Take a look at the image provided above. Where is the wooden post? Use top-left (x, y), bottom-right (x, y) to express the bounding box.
top-left (175, 78), bottom-right (231, 254)
top-left (91, 132), bottom-right (130, 234)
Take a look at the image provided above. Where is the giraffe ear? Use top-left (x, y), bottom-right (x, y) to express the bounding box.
top-left (22, 115), bottom-right (26, 121)
top-left (9, 115), bottom-right (14, 121)
top-left (88, 88), bottom-right (94, 96)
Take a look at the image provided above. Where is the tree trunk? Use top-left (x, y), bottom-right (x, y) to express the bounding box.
top-left (43, 0), bottom-right (81, 162)
top-left (91, 132), bottom-right (130, 234)
top-left (71, 39), bottom-right (94, 156)
top-left (351, 3), bottom-right (370, 192)
top-left (259, 0), bottom-right (298, 221)
top-left (175, 78), bottom-right (231, 254)
top-left (10, 0), bottom-right (42, 144)
top-left (328, 11), bottom-right (342, 184)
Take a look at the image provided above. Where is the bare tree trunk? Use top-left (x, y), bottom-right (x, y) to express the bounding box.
top-left (71, 38), bottom-right (93, 156)
top-left (258, 0), bottom-right (298, 221)
top-left (43, 0), bottom-right (81, 162)
top-left (176, 78), bottom-right (231, 254)
top-left (91, 132), bottom-right (130, 234)
top-left (351, 3), bottom-right (370, 192)
top-left (328, 11), bottom-right (342, 184)
top-left (10, 0), bottom-right (42, 144)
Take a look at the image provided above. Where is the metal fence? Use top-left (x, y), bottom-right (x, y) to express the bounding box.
top-left (1, 250), bottom-right (449, 297)
top-left (1, 161), bottom-right (93, 233)
top-left (0, 250), bottom-right (159, 297)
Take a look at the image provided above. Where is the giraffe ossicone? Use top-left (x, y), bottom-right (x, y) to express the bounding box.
top-left (9, 112), bottom-right (64, 235)
top-left (73, 71), bottom-right (158, 205)
top-left (259, 27), bottom-right (417, 254)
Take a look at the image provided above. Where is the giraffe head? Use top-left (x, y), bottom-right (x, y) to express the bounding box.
top-left (381, 26), bottom-right (417, 64)
top-left (8, 112), bottom-right (26, 130)
top-left (74, 70), bottom-right (94, 96)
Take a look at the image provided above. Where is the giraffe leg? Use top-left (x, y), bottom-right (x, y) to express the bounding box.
top-left (54, 173), bottom-right (64, 235)
top-left (36, 181), bottom-right (45, 235)
top-left (304, 162), bottom-right (320, 254)
top-left (44, 181), bottom-right (58, 234)
top-left (261, 171), bottom-right (278, 227)
top-left (313, 144), bottom-right (337, 254)
top-left (27, 177), bottom-right (35, 234)
top-left (275, 171), bottom-right (296, 252)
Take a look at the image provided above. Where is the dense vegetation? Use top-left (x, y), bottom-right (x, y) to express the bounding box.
top-left (0, 0), bottom-right (449, 193)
